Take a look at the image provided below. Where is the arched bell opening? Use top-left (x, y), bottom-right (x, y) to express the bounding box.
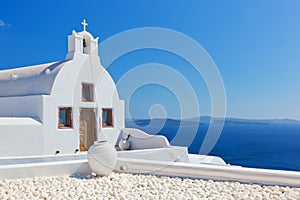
top-left (82, 36), bottom-right (92, 54)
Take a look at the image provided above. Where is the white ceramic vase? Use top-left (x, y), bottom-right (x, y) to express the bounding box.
top-left (87, 140), bottom-right (117, 176)
top-left (118, 139), bottom-right (131, 151)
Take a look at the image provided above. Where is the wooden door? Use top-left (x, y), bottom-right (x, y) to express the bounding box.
top-left (80, 108), bottom-right (97, 151)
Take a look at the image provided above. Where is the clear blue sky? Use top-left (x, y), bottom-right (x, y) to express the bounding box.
top-left (0, 1), bottom-right (299, 120)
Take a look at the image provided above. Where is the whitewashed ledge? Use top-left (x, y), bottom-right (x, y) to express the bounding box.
top-left (116, 158), bottom-right (300, 187)
top-left (0, 154), bottom-right (91, 179)
top-left (1, 153), bottom-right (300, 188)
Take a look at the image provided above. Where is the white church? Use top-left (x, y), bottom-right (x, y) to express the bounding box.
top-left (0, 20), bottom-right (125, 157)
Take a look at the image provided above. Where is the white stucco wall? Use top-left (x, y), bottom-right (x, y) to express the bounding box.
top-left (50, 53), bottom-right (124, 150)
top-left (0, 95), bottom-right (43, 122)
top-left (0, 118), bottom-right (43, 156)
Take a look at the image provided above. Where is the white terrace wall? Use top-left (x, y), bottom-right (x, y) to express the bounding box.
top-left (0, 95), bottom-right (43, 122)
top-left (0, 96), bottom-right (45, 156)
top-left (0, 118), bottom-right (43, 157)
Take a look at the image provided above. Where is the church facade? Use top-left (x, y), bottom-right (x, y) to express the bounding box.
top-left (0, 20), bottom-right (124, 157)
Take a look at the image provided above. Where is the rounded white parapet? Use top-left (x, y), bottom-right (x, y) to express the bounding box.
top-left (188, 154), bottom-right (227, 166)
top-left (87, 141), bottom-right (117, 176)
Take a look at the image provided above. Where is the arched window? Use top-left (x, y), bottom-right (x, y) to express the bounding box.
top-left (82, 83), bottom-right (94, 102)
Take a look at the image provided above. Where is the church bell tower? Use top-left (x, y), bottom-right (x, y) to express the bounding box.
top-left (65, 19), bottom-right (99, 60)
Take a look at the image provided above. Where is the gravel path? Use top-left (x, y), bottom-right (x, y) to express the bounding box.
top-left (0, 172), bottom-right (299, 200)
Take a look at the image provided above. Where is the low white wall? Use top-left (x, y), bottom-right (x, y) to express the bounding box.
top-left (0, 119), bottom-right (43, 157)
top-left (0, 160), bottom-right (91, 179)
top-left (0, 95), bottom-right (44, 122)
top-left (116, 158), bottom-right (300, 187)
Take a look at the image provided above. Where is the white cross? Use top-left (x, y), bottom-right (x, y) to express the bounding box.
top-left (81, 19), bottom-right (88, 31)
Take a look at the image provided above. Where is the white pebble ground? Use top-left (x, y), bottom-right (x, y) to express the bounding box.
top-left (0, 172), bottom-right (299, 200)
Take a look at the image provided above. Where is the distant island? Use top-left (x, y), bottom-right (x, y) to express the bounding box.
top-left (126, 117), bottom-right (300, 127)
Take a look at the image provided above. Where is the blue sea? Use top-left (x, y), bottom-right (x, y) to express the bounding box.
top-left (127, 120), bottom-right (300, 172)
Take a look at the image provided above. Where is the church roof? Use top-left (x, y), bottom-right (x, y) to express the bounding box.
top-left (78, 30), bottom-right (94, 39)
top-left (0, 61), bottom-right (67, 97)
